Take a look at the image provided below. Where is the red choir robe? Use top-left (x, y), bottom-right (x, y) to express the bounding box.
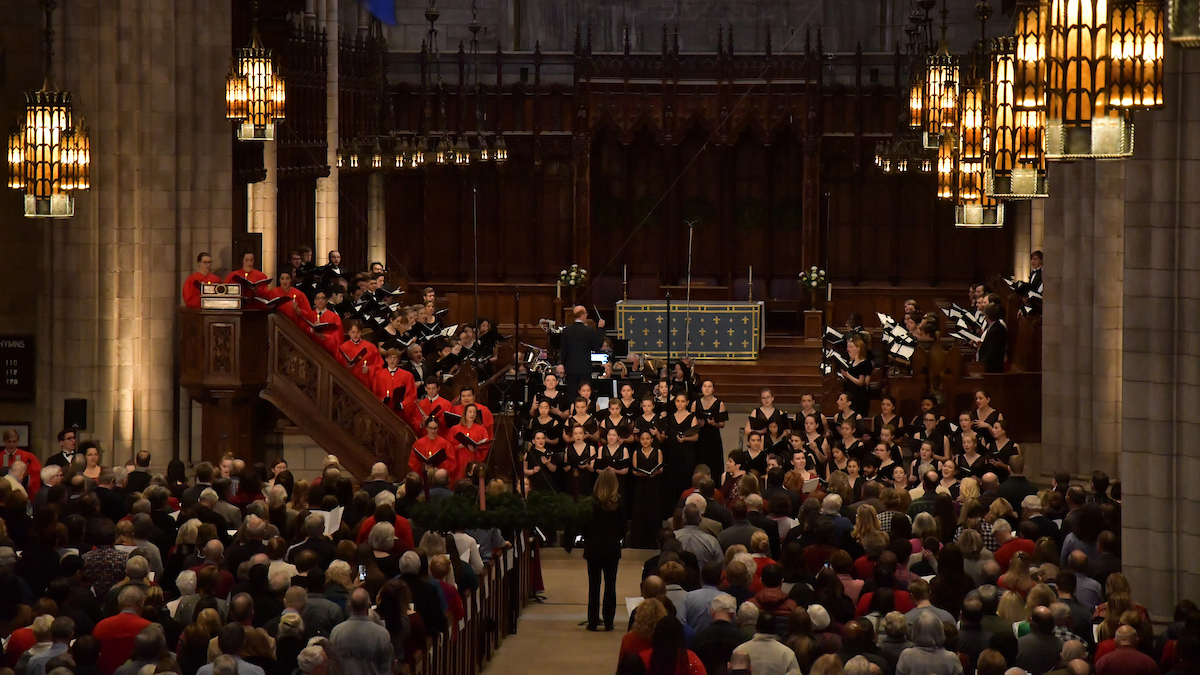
top-left (271, 285), bottom-right (311, 325)
top-left (447, 422), bottom-right (491, 481)
top-left (410, 435), bottom-right (456, 479)
top-left (416, 396), bottom-right (451, 439)
top-left (450, 402), bottom-right (495, 439)
top-left (0, 448), bottom-right (42, 495)
top-left (301, 307), bottom-right (343, 355)
top-left (338, 338), bottom-right (381, 389)
top-left (224, 268), bottom-right (270, 298)
top-left (374, 367), bottom-right (419, 427)
top-left (182, 272), bottom-right (221, 308)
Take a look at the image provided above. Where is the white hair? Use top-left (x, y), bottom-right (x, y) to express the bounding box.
top-left (176, 570), bottom-right (197, 596)
top-left (40, 465), bottom-right (61, 483)
top-left (199, 487), bottom-right (219, 503)
top-left (297, 646), bottom-right (328, 674)
top-left (685, 493), bottom-right (707, 510)
top-left (821, 494), bottom-right (842, 514)
top-left (736, 601), bottom-right (759, 628)
top-left (711, 593), bottom-right (736, 615)
top-left (844, 656), bottom-right (874, 675)
top-left (368, 522), bottom-right (396, 552)
top-left (267, 484), bottom-right (288, 507)
top-left (744, 493), bottom-right (764, 510)
top-left (374, 490), bottom-right (396, 506)
top-left (992, 519), bottom-right (1012, 536)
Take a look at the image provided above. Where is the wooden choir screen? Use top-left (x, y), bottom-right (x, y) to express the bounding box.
top-left (338, 172), bottom-right (369, 274)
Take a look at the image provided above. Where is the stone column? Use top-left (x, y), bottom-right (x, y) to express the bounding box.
top-left (368, 173), bottom-right (387, 267)
top-left (1121, 48), bottom-right (1200, 616)
top-left (44, 0), bottom-right (231, 468)
top-left (250, 142), bottom-right (279, 280)
top-left (316, 0), bottom-right (341, 257)
top-left (1041, 161), bottom-right (1124, 480)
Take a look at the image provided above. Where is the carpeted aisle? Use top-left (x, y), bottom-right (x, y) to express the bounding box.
top-left (483, 547), bottom-right (656, 675)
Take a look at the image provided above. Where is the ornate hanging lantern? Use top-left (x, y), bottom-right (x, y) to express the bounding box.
top-left (988, 37), bottom-right (1048, 198)
top-left (493, 135), bottom-right (508, 163)
top-left (1169, 0), bottom-right (1200, 44)
top-left (1044, 0), bottom-right (1134, 159)
top-left (937, 132), bottom-right (956, 199)
top-left (226, 19), bottom-right (286, 142)
top-left (922, 47), bottom-right (960, 147)
top-left (7, 1), bottom-right (91, 218)
top-left (954, 80), bottom-right (1004, 227)
top-left (1109, 0), bottom-right (1165, 108)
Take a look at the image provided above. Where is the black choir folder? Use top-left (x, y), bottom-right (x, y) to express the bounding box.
top-left (385, 386), bottom-right (407, 409)
top-left (455, 431), bottom-right (482, 448)
top-left (634, 462), bottom-right (663, 476)
top-left (443, 412), bottom-right (462, 427)
top-left (232, 275), bottom-right (271, 290)
top-left (305, 316), bottom-right (340, 332)
top-left (414, 448), bottom-right (447, 466)
top-left (342, 348), bottom-right (367, 367)
top-left (252, 295), bottom-right (288, 309)
top-left (694, 409), bottom-right (730, 423)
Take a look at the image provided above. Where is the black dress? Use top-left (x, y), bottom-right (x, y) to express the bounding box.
top-left (629, 448), bottom-right (666, 549)
top-left (690, 397), bottom-right (727, 473)
top-left (833, 437), bottom-right (866, 463)
top-left (969, 409), bottom-right (1002, 444)
top-left (564, 414), bottom-right (601, 443)
top-left (599, 415), bottom-right (634, 443)
top-left (535, 389), bottom-right (572, 418)
top-left (956, 451), bottom-right (991, 479)
top-left (663, 411), bottom-right (699, 496)
top-left (523, 445), bottom-right (557, 493)
top-left (744, 448), bottom-right (769, 477)
top-left (564, 442), bottom-right (598, 497)
top-left (632, 413), bottom-right (663, 441)
top-left (991, 440), bottom-right (1020, 481)
top-left (528, 416), bottom-right (563, 453)
top-left (833, 411), bottom-right (865, 437)
top-left (871, 414), bottom-right (902, 445)
top-left (748, 407), bottom-right (788, 434)
top-left (843, 358), bottom-right (874, 415)
top-left (617, 398), bottom-right (640, 418)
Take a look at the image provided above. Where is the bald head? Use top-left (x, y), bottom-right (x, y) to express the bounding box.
top-left (1068, 549), bottom-right (1089, 572)
top-left (572, 306), bottom-right (587, 320)
top-left (203, 539), bottom-right (224, 561)
top-left (1030, 605), bottom-right (1054, 634)
top-left (1115, 624), bottom-right (1139, 646)
top-left (641, 575), bottom-right (665, 599)
top-left (1065, 660), bottom-right (1090, 675)
top-left (370, 463), bottom-right (388, 480)
top-left (981, 473), bottom-right (999, 491)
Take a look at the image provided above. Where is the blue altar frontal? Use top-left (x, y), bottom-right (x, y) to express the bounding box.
top-left (616, 300), bottom-right (765, 360)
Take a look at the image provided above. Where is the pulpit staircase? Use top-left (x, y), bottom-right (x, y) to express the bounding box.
top-left (180, 309), bottom-right (416, 478)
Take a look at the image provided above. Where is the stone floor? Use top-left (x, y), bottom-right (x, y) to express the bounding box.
top-left (483, 547), bottom-right (656, 675)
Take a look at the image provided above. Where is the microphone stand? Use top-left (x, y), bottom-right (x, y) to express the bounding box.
top-left (684, 220), bottom-right (697, 358)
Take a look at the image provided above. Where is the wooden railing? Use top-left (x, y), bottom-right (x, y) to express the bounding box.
top-left (417, 532), bottom-right (534, 675)
top-left (260, 313), bottom-right (417, 478)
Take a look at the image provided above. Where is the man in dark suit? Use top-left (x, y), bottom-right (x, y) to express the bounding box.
top-left (559, 305), bottom-right (605, 391)
top-left (181, 462), bottom-right (213, 508)
top-left (123, 451), bottom-right (153, 495)
top-left (976, 303), bottom-right (1007, 373)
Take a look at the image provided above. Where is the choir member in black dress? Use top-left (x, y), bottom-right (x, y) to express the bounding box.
top-left (668, 362), bottom-right (697, 399)
top-left (599, 399), bottom-right (634, 445)
top-left (745, 388), bottom-right (787, 437)
top-left (948, 412), bottom-right (975, 456)
top-left (826, 445), bottom-right (850, 478)
top-left (596, 427), bottom-right (631, 513)
top-left (743, 430), bottom-right (769, 477)
top-left (633, 397), bottom-right (666, 444)
top-left (876, 425), bottom-right (903, 464)
top-left (576, 382), bottom-right (598, 414)
top-left (890, 463), bottom-right (912, 491)
top-left (911, 412), bottom-right (951, 461)
top-left (871, 395), bottom-right (902, 446)
top-left (376, 311), bottom-right (413, 354)
top-left (629, 431), bottom-right (666, 549)
top-left (938, 458), bottom-right (961, 499)
top-left (831, 419), bottom-right (866, 464)
top-left (788, 435), bottom-right (821, 483)
top-left (522, 430), bottom-right (558, 493)
top-left (845, 458), bottom-right (864, 502)
top-left (663, 393), bottom-right (701, 497)
top-left (530, 373), bottom-right (572, 420)
top-left (652, 381), bottom-right (672, 416)
top-left (689, 379), bottom-right (728, 473)
top-left (564, 397), bottom-right (601, 444)
top-left (871, 442), bottom-right (897, 484)
top-left (839, 336), bottom-right (874, 415)
top-left (797, 392), bottom-right (826, 437)
top-left (528, 400), bottom-right (563, 457)
top-left (969, 389), bottom-right (1005, 444)
top-left (564, 424), bottom-right (599, 498)
top-left (908, 441), bottom-right (939, 486)
top-left (797, 413), bottom-right (830, 472)
top-left (986, 420), bottom-right (1021, 480)
top-left (831, 393), bottom-right (864, 438)
top-left (616, 384), bottom-right (639, 418)
top-left (719, 451), bottom-right (749, 502)
top-left (955, 433), bottom-right (989, 479)
top-left (906, 396), bottom-right (942, 438)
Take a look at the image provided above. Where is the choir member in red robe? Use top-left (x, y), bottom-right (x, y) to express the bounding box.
top-left (451, 386), bottom-right (494, 438)
top-left (416, 380), bottom-right (451, 440)
top-left (409, 417), bottom-right (456, 481)
top-left (374, 349), bottom-right (419, 427)
top-left (269, 270), bottom-right (312, 326)
top-left (448, 403), bottom-right (491, 481)
top-left (182, 252), bottom-right (221, 308)
top-left (338, 320), bottom-right (381, 389)
top-left (224, 252), bottom-right (270, 298)
top-left (302, 289), bottom-right (343, 355)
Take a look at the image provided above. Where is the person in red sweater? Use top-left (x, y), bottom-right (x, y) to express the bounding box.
top-left (447, 404), bottom-right (491, 482)
top-left (355, 500), bottom-right (415, 552)
top-left (410, 417), bottom-right (456, 482)
top-left (181, 252), bottom-right (221, 308)
top-left (223, 252), bottom-right (269, 298)
top-left (303, 289), bottom-right (343, 356)
top-left (338, 320), bottom-right (381, 390)
top-left (93, 586), bottom-right (152, 675)
top-left (374, 349), bottom-right (418, 423)
top-left (1096, 625), bottom-right (1160, 675)
top-left (994, 520), bottom-right (1038, 574)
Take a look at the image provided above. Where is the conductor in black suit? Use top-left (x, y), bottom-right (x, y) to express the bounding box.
top-left (976, 302), bottom-right (1007, 373)
top-left (560, 305), bottom-right (606, 391)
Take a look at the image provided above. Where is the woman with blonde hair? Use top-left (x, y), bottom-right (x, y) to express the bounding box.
top-left (851, 504), bottom-right (881, 543)
top-left (809, 654), bottom-right (845, 675)
top-left (1096, 591), bottom-right (1135, 640)
top-left (997, 589), bottom-right (1029, 626)
top-left (986, 497), bottom-right (1016, 529)
top-left (288, 479), bottom-right (309, 512)
top-left (618, 597), bottom-right (666, 662)
top-left (998, 551), bottom-right (1036, 597)
top-left (957, 528), bottom-right (995, 586)
top-left (583, 468), bottom-right (625, 632)
top-left (957, 476), bottom-right (980, 506)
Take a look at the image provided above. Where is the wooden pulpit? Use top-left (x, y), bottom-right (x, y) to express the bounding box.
top-left (178, 308), bottom-right (269, 465)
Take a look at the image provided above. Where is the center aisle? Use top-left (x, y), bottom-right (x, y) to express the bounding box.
top-left (484, 547), bottom-right (657, 675)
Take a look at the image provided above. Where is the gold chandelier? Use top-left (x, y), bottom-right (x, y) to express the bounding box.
top-left (988, 37), bottom-right (1048, 198)
top-left (1031, 0), bottom-right (1166, 159)
top-left (226, 22), bottom-right (286, 141)
top-left (7, 1), bottom-right (91, 218)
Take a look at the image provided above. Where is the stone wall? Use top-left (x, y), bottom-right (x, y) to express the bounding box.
top-left (1120, 47), bottom-right (1200, 616)
top-left (0, 0), bottom-right (232, 466)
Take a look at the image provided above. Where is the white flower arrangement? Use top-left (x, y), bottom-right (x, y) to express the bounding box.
top-left (800, 266), bottom-right (827, 291)
top-left (559, 264), bottom-right (588, 287)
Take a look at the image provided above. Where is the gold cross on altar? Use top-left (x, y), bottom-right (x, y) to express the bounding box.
top-left (727, 328), bottom-right (735, 336)
top-left (656, 316), bottom-right (664, 324)
top-left (643, 329), bottom-right (649, 336)
top-left (714, 317), bottom-right (721, 324)
top-left (656, 340), bottom-right (663, 347)
top-left (699, 329), bottom-right (707, 336)
top-left (671, 328), bottom-right (677, 336)
top-left (742, 317), bottom-right (749, 324)
top-left (714, 340), bottom-right (722, 348)
top-left (742, 340), bottom-right (749, 348)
